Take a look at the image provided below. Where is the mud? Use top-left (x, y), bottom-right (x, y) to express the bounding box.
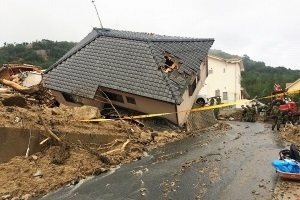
top-left (0, 105), bottom-right (299, 200)
top-left (0, 103), bottom-right (191, 199)
top-left (0, 128), bottom-right (42, 163)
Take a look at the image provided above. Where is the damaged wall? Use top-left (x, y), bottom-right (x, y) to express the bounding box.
top-left (0, 128), bottom-right (42, 163)
top-left (176, 62), bottom-right (208, 126)
top-left (51, 88), bottom-right (178, 124)
top-left (51, 90), bottom-right (105, 110)
top-left (100, 87), bottom-right (178, 124)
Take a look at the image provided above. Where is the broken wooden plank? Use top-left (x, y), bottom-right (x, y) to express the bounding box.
top-left (103, 139), bottom-right (130, 155)
top-left (38, 114), bottom-right (63, 144)
top-left (0, 78), bottom-right (40, 95)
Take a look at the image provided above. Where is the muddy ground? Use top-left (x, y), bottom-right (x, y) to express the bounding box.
top-left (221, 111), bottom-right (300, 200)
top-left (0, 101), bottom-right (227, 200)
top-left (0, 104), bottom-right (299, 200)
top-left (273, 124), bottom-right (300, 200)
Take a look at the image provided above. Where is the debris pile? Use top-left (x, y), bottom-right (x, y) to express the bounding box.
top-left (279, 124), bottom-right (300, 144)
top-left (0, 101), bottom-right (190, 199)
top-left (0, 64), bottom-right (57, 107)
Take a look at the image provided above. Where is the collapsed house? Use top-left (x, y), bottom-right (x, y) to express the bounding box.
top-left (44, 28), bottom-right (214, 126)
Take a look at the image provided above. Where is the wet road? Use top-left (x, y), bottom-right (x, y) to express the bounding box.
top-left (40, 121), bottom-right (284, 200)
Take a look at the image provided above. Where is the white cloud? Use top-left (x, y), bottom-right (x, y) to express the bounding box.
top-left (1, 0), bottom-right (300, 70)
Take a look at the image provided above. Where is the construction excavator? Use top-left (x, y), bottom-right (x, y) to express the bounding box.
top-left (272, 83), bottom-right (298, 115)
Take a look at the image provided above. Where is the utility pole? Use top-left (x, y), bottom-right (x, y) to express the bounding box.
top-left (92, 0), bottom-right (103, 28)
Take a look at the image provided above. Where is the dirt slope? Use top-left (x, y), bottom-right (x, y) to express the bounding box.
top-left (0, 103), bottom-right (191, 199)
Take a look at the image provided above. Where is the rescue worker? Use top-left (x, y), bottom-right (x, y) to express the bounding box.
top-left (282, 111), bottom-right (294, 125)
top-left (214, 96), bottom-right (221, 120)
top-left (263, 103), bottom-right (273, 122)
top-left (271, 102), bottom-right (282, 131)
top-left (245, 105), bottom-right (251, 122)
top-left (216, 96), bottom-right (221, 105)
top-left (251, 104), bottom-right (257, 122)
top-left (266, 103), bottom-right (272, 116)
top-left (240, 105), bottom-right (247, 122)
top-left (209, 98), bottom-right (215, 106)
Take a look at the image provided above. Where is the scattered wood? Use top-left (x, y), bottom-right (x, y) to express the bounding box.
top-left (39, 137), bottom-right (50, 145)
top-left (97, 139), bottom-right (124, 151)
top-left (99, 89), bottom-right (132, 138)
top-left (38, 114), bottom-right (63, 144)
top-left (103, 139), bottom-right (130, 155)
top-left (78, 140), bottom-right (110, 164)
top-left (0, 78), bottom-right (40, 95)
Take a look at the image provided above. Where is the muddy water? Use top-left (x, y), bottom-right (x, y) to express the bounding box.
top-left (0, 127), bottom-right (125, 164)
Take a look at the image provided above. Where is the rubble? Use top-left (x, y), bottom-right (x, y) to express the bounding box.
top-left (0, 63), bottom-right (299, 199)
top-left (0, 64), bottom-right (57, 107)
top-left (0, 101), bottom-right (190, 199)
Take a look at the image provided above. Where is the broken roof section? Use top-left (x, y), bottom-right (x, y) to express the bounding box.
top-left (45, 28), bottom-right (214, 104)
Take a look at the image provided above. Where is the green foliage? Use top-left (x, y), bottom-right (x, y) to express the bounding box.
top-left (209, 49), bottom-right (300, 100)
top-left (0, 40), bottom-right (76, 69)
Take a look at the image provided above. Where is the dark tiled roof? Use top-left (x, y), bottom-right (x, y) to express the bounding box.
top-left (45, 28), bottom-right (214, 104)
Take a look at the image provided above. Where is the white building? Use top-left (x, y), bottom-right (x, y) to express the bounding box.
top-left (199, 54), bottom-right (247, 104)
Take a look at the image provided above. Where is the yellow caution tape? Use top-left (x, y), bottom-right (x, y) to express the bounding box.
top-left (256, 89), bottom-right (300, 100)
top-left (79, 118), bottom-right (115, 122)
top-left (77, 89), bottom-right (300, 122)
top-left (79, 112), bottom-right (174, 122)
top-left (78, 100), bottom-right (245, 122)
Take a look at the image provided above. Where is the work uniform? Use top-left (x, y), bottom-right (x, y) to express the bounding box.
top-left (283, 112), bottom-right (294, 125)
top-left (240, 105), bottom-right (247, 121)
top-left (271, 105), bottom-right (282, 130)
top-left (209, 98), bottom-right (215, 106)
top-left (251, 105), bottom-right (257, 122)
top-left (214, 97), bottom-right (221, 120)
top-left (245, 105), bottom-right (251, 122)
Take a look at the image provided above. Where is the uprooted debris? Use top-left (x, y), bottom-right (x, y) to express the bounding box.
top-left (0, 64), bottom-right (57, 107)
top-left (279, 124), bottom-right (300, 144)
top-left (0, 101), bottom-right (194, 199)
top-left (0, 64), bottom-right (235, 199)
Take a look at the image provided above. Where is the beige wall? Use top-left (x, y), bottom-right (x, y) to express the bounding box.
top-left (288, 80), bottom-right (300, 92)
top-left (51, 90), bottom-right (105, 109)
top-left (51, 59), bottom-right (208, 126)
top-left (177, 62), bottom-right (207, 126)
top-left (101, 88), bottom-right (178, 124)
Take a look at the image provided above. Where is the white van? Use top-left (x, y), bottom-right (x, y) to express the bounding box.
top-left (195, 93), bottom-right (209, 106)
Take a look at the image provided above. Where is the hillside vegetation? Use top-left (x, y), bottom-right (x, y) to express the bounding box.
top-left (0, 40), bottom-right (76, 69)
top-left (0, 42), bottom-right (299, 101)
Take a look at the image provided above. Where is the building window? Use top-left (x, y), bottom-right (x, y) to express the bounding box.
top-left (105, 92), bottom-right (124, 103)
top-left (126, 96), bottom-right (136, 104)
top-left (215, 89), bottom-right (220, 97)
top-left (223, 68), bottom-right (226, 73)
top-left (197, 72), bottom-right (200, 83)
top-left (188, 78), bottom-right (197, 96)
top-left (208, 68), bottom-right (213, 74)
top-left (223, 92), bottom-right (228, 100)
top-left (62, 92), bottom-right (77, 103)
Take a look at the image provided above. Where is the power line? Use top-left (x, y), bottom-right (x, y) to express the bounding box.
top-left (91, 0), bottom-right (103, 28)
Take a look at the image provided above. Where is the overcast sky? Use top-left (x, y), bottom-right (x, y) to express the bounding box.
top-left (1, 0), bottom-right (300, 70)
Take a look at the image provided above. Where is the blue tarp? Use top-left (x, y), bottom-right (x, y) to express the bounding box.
top-left (272, 159), bottom-right (300, 173)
